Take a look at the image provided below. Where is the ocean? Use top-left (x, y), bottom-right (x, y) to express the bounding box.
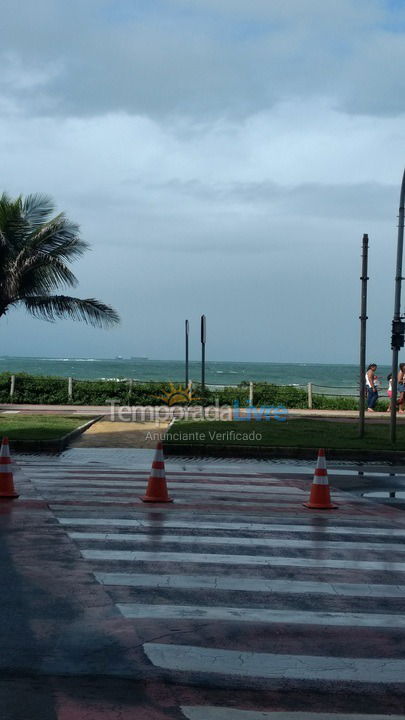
top-left (0, 356), bottom-right (393, 394)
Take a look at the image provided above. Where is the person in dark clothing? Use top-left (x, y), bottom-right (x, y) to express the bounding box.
top-left (366, 363), bottom-right (378, 411)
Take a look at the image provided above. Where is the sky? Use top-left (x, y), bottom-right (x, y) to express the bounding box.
top-left (1, 0), bottom-right (405, 363)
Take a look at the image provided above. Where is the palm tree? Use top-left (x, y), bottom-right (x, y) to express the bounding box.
top-left (0, 192), bottom-right (120, 328)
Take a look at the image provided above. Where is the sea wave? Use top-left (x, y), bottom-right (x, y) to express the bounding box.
top-left (48, 357), bottom-right (98, 362)
top-left (99, 377), bottom-right (130, 381)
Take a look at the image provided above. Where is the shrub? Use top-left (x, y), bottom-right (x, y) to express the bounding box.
top-left (253, 383), bottom-right (308, 409)
top-left (0, 373), bottom-right (374, 411)
top-left (312, 394), bottom-right (359, 410)
top-left (0, 372), bottom-right (69, 403)
top-left (0, 373), bottom-right (12, 402)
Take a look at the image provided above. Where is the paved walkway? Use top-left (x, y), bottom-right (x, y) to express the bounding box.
top-left (72, 420), bottom-right (170, 448)
top-left (2, 454), bottom-right (405, 717)
top-left (2, 402), bottom-right (405, 422)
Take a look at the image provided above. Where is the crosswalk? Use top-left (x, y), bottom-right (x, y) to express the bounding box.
top-left (18, 458), bottom-right (405, 718)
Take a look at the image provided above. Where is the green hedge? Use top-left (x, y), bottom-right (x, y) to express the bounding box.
top-left (0, 374), bottom-right (249, 406)
top-left (0, 373), bottom-right (11, 402)
top-left (252, 382), bottom-right (390, 411)
top-left (0, 373), bottom-right (69, 404)
top-left (253, 383), bottom-right (308, 408)
top-left (0, 373), bottom-right (386, 411)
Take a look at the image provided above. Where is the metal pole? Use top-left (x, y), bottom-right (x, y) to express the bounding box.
top-left (390, 169), bottom-right (405, 444)
top-left (307, 382), bottom-right (313, 410)
top-left (359, 234), bottom-right (369, 438)
top-left (185, 319), bottom-right (189, 387)
top-left (201, 314), bottom-right (206, 389)
top-left (10, 374), bottom-right (15, 400)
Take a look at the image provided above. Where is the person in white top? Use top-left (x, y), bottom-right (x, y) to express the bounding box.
top-left (386, 373), bottom-right (393, 413)
top-left (365, 363), bottom-right (378, 412)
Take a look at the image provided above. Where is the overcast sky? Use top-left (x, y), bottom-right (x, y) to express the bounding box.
top-left (1, 0), bottom-right (405, 363)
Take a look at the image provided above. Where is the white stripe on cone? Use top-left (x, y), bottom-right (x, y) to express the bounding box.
top-left (154, 443), bottom-right (164, 462)
top-left (0, 438), bottom-right (11, 459)
top-left (316, 449), bottom-right (326, 470)
top-left (151, 468), bottom-right (166, 479)
top-left (313, 475), bottom-right (329, 486)
top-left (0, 467), bottom-right (11, 475)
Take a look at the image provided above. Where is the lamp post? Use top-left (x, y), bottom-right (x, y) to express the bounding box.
top-left (185, 319), bottom-right (189, 387)
top-left (390, 169), bottom-right (405, 443)
top-left (201, 314), bottom-right (206, 389)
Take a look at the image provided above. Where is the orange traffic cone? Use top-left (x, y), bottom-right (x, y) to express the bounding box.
top-left (304, 448), bottom-right (337, 510)
top-left (0, 437), bottom-right (19, 498)
top-left (141, 441), bottom-right (173, 503)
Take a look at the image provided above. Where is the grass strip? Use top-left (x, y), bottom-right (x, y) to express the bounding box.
top-left (0, 415), bottom-right (95, 442)
top-left (166, 419), bottom-right (405, 451)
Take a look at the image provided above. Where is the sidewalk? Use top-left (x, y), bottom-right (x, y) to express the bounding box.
top-left (2, 402), bottom-right (404, 422)
top-left (71, 420), bottom-right (170, 448)
top-left (2, 454), bottom-right (405, 717)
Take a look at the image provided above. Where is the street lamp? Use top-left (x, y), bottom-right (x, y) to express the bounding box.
top-left (185, 319), bottom-right (189, 387)
top-left (390, 169), bottom-right (405, 443)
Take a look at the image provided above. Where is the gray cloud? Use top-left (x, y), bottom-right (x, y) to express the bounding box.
top-left (0, 0), bottom-right (404, 118)
top-left (135, 179), bottom-right (397, 223)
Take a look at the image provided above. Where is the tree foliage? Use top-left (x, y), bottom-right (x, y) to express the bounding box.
top-left (0, 192), bottom-right (120, 327)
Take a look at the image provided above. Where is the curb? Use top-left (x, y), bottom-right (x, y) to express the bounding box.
top-left (163, 443), bottom-right (405, 463)
top-left (7, 416), bottom-right (103, 454)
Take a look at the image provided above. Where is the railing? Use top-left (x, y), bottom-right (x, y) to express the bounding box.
top-left (3, 375), bottom-right (389, 407)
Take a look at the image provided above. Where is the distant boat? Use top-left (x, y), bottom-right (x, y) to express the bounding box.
top-left (115, 356), bottom-right (124, 360)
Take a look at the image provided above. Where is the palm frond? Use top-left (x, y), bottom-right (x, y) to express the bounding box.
top-left (0, 192), bottom-right (17, 220)
top-left (0, 192), bottom-right (27, 251)
top-left (18, 254), bottom-right (78, 294)
top-left (28, 215), bottom-right (87, 258)
top-left (0, 228), bottom-right (7, 269)
top-left (21, 194), bottom-right (55, 227)
top-left (23, 295), bottom-right (120, 328)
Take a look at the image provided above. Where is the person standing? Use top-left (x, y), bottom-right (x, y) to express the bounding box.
top-left (365, 363), bottom-right (378, 412)
top-left (398, 363), bottom-right (405, 413)
top-left (386, 373), bottom-right (393, 412)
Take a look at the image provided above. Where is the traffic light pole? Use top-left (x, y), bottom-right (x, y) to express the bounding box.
top-left (359, 234), bottom-right (369, 439)
top-left (390, 169), bottom-right (405, 444)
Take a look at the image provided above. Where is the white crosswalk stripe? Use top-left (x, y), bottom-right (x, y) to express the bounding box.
top-left (81, 548), bottom-right (405, 571)
top-left (59, 517), bottom-right (403, 537)
top-left (67, 530), bottom-right (405, 553)
top-left (181, 709), bottom-right (405, 720)
top-left (95, 572), bottom-right (405, 598)
top-left (50, 495), bottom-right (304, 506)
top-left (143, 643), bottom-right (405, 682)
top-left (117, 603), bottom-right (405, 627)
top-left (32, 479), bottom-right (299, 493)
